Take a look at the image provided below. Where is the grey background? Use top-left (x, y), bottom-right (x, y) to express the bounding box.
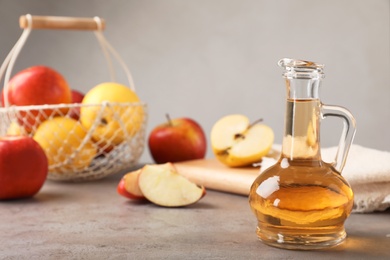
top-left (0, 0), bottom-right (389, 163)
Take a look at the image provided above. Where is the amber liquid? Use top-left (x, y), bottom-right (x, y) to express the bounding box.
top-left (249, 99), bottom-right (354, 249)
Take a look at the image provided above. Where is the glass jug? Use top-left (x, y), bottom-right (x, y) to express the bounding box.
top-left (249, 58), bottom-right (356, 250)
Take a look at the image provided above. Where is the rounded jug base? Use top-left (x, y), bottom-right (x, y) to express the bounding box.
top-left (256, 223), bottom-right (347, 250)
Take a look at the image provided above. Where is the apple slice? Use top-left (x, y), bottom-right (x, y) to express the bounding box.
top-left (138, 164), bottom-right (206, 207)
top-left (210, 114), bottom-right (274, 167)
top-left (117, 169), bottom-right (145, 200)
top-left (117, 163), bottom-right (178, 200)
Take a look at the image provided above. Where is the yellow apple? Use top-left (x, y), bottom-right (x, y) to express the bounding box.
top-left (6, 121), bottom-right (30, 136)
top-left (210, 114), bottom-right (274, 167)
top-left (80, 82), bottom-right (145, 150)
top-left (33, 117), bottom-right (97, 172)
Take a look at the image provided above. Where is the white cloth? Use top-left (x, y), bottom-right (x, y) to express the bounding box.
top-left (259, 145), bottom-right (390, 213)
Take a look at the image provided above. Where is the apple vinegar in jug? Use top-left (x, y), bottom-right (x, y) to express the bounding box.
top-left (249, 59), bottom-right (356, 250)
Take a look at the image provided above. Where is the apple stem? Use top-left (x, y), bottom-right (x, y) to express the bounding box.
top-left (166, 113), bottom-right (173, 126)
top-left (248, 118), bottom-right (263, 129)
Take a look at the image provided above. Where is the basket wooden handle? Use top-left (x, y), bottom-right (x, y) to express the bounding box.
top-left (19, 15), bottom-right (106, 31)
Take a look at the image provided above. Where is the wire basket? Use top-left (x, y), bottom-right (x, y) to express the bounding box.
top-left (0, 15), bottom-right (147, 181)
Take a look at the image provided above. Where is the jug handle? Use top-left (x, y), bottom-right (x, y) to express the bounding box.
top-left (321, 104), bottom-right (357, 173)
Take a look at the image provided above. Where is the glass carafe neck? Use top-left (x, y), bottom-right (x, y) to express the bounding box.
top-left (282, 98), bottom-right (321, 160)
top-left (279, 59), bottom-right (324, 161)
top-left (279, 58), bottom-right (324, 100)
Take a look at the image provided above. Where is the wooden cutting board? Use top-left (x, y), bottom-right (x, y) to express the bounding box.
top-left (174, 158), bottom-right (261, 196)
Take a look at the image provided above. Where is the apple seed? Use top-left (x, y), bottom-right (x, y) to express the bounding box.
top-left (100, 118), bottom-right (108, 125)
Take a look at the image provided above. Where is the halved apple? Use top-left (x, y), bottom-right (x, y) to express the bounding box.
top-left (117, 163), bottom-right (179, 201)
top-left (138, 164), bottom-right (206, 207)
top-left (210, 114), bottom-right (274, 167)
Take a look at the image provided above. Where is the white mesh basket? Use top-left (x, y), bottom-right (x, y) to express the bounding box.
top-left (0, 15), bottom-right (147, 181)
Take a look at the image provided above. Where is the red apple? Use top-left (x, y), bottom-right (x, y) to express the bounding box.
top-left (0, 135), bottom-right (48, 200)
top-left (69, 89), bottom-right (85, 120)
top-left (0, 91), bottom-right (4, 107)
top-left (2, 65), bottom-right (72, 130)
top-left (71, 89), bottom-right (84, 103)
top-left (148, 115), bottom-right (207, 163)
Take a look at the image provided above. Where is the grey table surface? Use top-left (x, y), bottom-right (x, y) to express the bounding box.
top-left (0, 165), bottom-right (389, 260)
